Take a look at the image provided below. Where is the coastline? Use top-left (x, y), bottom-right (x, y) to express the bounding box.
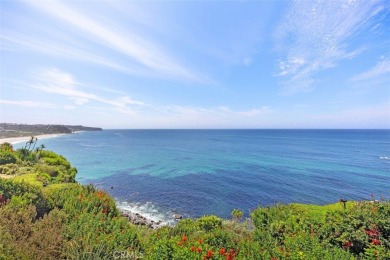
top-left (116, 200), bottom-right (178, 229)
top-left (0, 133), bottom-right (68, 145)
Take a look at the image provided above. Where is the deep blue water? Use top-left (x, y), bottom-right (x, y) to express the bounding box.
top-left (17, 130), bottom-right (390, 224)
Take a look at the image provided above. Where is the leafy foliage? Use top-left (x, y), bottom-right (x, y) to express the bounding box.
top-left (0, 151), bottom-right (18, 165)
top-left (0, 178), bottom-right (52, 217)
top-left (0, 164), bottom-right (18, 175)
top-left (231, 209), bottom-right (244, 222)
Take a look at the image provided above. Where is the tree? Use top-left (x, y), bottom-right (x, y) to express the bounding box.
top-left (35, 144), bottom-right (46, 159)
top-left (24, 136), bottom-right (37, 152)
top-left (30, 137), bottom-right (38, 151)
top-left (39, 144), bottom-right (46, 151)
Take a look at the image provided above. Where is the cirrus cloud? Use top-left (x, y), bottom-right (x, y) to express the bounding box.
top-left (275, 0), bottom-right (387, 94)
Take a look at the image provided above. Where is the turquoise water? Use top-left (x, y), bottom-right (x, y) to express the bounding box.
top-left (19, 130), bottom-right (390, 224)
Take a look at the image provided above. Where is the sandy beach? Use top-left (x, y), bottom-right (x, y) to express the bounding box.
top-left (0, 133), bottom-right (67, 145)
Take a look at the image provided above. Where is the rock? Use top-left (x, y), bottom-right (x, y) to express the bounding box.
top-left (174, 214), bottom-right (183, 220)
top-left (120, 209), bottom-right (166, 229)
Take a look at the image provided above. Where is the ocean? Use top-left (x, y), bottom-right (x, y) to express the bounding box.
top-left (16, 129), bottom-right (390, 225)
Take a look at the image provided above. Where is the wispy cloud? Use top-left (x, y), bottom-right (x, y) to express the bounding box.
top-left (165, 105), bottom-right (271, 118)
top-left (149, 105), bottom-right (273, 128)
top-left (86, 102), bottom-right (273, 128)
top-left (275, 0), bottom-right (387, 94)
top-left (0, 99), bottom-right (56, 108)
top-left (351, 57), bottom-right (390, 81)
top-left (0, 34), bottom-right (150, 77)
top-left (21, 0), bottom-right (208, 83)
top-left (33, 68), bottom-right (144, 115)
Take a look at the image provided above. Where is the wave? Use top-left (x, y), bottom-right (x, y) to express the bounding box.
top-left (80, 143), bottom-right (106, 148)
top-left (379, 156), bottom-right (390, 160)
top-left (116, 200), bottom-right (177, 227)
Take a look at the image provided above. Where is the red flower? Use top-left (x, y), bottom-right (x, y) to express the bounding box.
top-left (196, 247), bottom-right (202, 253)
top-left (225, 249), bottom-right (236, 260)
top-left (365, 229), bottom-right (379, 238)
top-left (190, 246), bottom-right (196, 252)
top-left (372, 239), bottom-right (381, 246)
top-left (220, 248), bottom-right (226, 255)
top-left (177, 241), bottom-right (182, 246)
top-left (343, 241), bottom-right (352, 250)
top-left (206, 250), bottom-right (213, 258)
top-left (198, 239), bottom-right (203, 244)
top-left (182, 235), bottom-right (187, 242)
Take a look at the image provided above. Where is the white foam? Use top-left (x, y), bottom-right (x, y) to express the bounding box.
top-left (116, 200), bottom-right (177, 227)
top-left (379, 156), bottom-right (390, 160)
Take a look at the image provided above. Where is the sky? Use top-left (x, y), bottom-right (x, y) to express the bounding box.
top-left (0, 0), bottom-right (389, 129)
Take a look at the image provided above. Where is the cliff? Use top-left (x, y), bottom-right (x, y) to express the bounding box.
top-left (0, 123), bottom-right (102, 138)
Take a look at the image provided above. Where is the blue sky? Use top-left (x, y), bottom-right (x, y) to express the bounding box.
top-left (1, 0), bottom-right (389, 129)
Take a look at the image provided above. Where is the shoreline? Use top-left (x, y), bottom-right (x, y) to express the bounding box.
top-left (116, 200), bottom-right (180, 229)
top-left (0, 133), bottom-right (68, 145)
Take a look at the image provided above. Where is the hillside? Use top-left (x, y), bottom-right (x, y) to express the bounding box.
top-left (0, 123), bottom-right (102, 138)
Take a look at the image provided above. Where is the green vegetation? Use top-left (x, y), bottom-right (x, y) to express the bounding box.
top-left (0, 141), bottom-right (389, 259)
top-left (231, 209), bottom-right (244, 222)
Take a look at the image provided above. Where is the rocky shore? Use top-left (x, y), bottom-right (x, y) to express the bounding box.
top-left (121, 211), bottom-right (164, 229)
top-left (121, 210), bottom-right (183, 229)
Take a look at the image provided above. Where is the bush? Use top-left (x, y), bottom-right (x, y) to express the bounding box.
top-left (0, 142), bottom-right (13, 152)
top-left (0, 205), bottom-right (66, 259)
top-left (35, 164), bottom-right (59, 177)
top-left (35, 151), bottom-right (78, 183)
top-left (40, 151), bottom-right (71, 168)
top-left (197, 215), bottom-right (223, 231)
top-left (0, 178), bottom-right (52, 218)
top-left (0, 150), bottom-right (18, 165)
top-left (231, 209), bottom-right (243, 222)
top-left (0, 163), bottom-right (18, 175)
top-left (47, 184), bottom-right (142, 258)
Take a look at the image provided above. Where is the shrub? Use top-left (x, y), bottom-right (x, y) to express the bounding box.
top-left (47, 184), bottom-right (142, 258)
top-left (35, 164), bottom-right (59, 177)
top-left (36, 151), bottom-right (77, 183)
top-left (0, 163), bottom-right (18, 175)
top-left (0, 150), bottom-right (17, 165)
top-left (197, 215), bottom-right (223, 231)
top-left (0, 205), bottom-right (66, 259)
top-left (231, 209), bottom-right (243, 222)
top-left (0, 178), bottom-right (52, 217)
top-left (0, 142), bottom-right (13, 152)
top-left (40, 151), bottom-right (71, 168)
